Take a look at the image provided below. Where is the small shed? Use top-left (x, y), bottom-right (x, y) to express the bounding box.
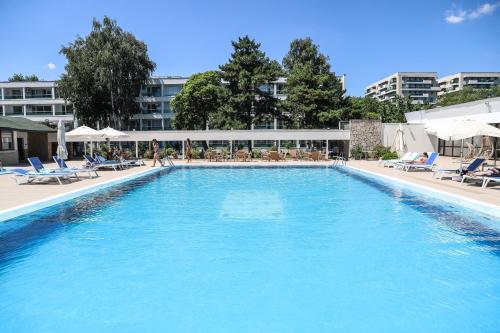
top-left (0, 117), bottom-right (56, 165)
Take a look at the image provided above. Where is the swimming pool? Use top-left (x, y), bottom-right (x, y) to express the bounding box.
top-left (0, 167), bottom-right (499, 332)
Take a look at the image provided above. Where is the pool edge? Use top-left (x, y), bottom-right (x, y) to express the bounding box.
top-left (0, 167), bottom-right (164, 223)
top-left (345, 164), bottom-right (500, 219)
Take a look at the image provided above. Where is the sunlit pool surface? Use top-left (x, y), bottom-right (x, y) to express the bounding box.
top-left (0, 167), bottom-right (499, 332)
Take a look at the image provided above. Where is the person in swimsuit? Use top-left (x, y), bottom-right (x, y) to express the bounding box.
top-left (152, 139), bottom-right (164, 167)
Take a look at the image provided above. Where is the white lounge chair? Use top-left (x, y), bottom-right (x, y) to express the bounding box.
top-left (398, 152), bottom-right (439, 172)
top-left (382, 152), bottom-right (419, 168)
top-left (10, 168), bottom-right (72, 185)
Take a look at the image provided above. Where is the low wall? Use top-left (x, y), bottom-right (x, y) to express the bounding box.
top-left (0, 151), bottom-right (18, 166)
top-left (383, 123), bottom-right (438, 153)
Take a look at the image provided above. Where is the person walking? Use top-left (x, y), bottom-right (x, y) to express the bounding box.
top-left (152, 139), bottom-right (164, 167)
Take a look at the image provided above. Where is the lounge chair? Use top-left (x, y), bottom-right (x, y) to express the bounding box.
top-left (235, 150), bottom-right (250, 162)
top-left (94, 153), bottom-right (132, 168)
top-left (461, 167), bottom-right (500, 186)
top-left (84, 155), bottom-right (121, 171)
top-left (289, 149), bottom-right (299, 161)
top-left (482, 176), bottom-right (500, 189)
top-left (311, 151), bottom-right (321, 161)
top-left (27, 157), bottom-right (79, 179)
top-left (433, 158), bottom-right (485, 180)
top-left (10, 168), bottom-right (72, 185)
top-left (398, 152), bottom-right (439, 172)
top-left (382, 152), bottom-right (419, 167)
top-left (53, 156), bottom-right (99, 178)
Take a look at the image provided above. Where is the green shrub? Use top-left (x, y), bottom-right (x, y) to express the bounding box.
top-left (252, 150), bottom-right (262, 159)
top-left (191, 147), bottom-right (201, 159)
top-left (350, 145), bottom-right (364, 160)
top-left (143, 149), bottom-right (153, 159)
top-left (373, 144), bottom-right (390, 159)
top-left (381, 151), bottom-right (399, 160)
top-left (165, 147), bottom-right (177, 159)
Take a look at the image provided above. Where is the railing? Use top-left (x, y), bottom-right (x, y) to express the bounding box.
top-left (26, 94), bottom-right (52, 99)
top-left (3, 95), bottom-right (23, 100)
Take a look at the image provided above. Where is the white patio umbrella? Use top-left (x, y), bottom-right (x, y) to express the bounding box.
top-left (66, 125), bottom-right (102, 156)
top-left (56, 120), bottom-right (68, 160)
top-left (391, 123), bottom-right (407, 158)
top-left (97, 126), bottom-right (130, 139)
top-left (425, 118), bottom-right (500, 168)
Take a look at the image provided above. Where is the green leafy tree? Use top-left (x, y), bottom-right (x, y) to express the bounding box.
top-left (437, 86), bottom-right (500, 107)
top-left (219, 36), bottom-right (282, 130)
top-left (58, 16), bottom-right (156, 128)
top-left (8, 74), bottom-right (40, 82)
top-left (282, 38), bottom-right (346, 128)
top-left (171, 71), bottom-right (228, 130)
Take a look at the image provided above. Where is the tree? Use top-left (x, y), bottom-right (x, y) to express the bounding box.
top-left (58, 16), bottom-right (156, 128)
top-left (8, 74), bottom-right (39, 82)
top-left (282, 38), bottom-right (346, 128)
top-left (171, 71), bottom-right (228, 130)
top-left (436, 86), bottom-right (500, 107)
top-left (219, 36), bottom-right (282, 130)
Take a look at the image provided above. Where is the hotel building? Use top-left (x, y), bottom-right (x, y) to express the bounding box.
top-left (0, 74), bottom-right (344, 131)
top-left (364, 72), bottom-right (440, 104)
top-left (438, 72), bottom-right (500, 96)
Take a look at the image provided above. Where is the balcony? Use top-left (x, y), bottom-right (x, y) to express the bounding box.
top-left (26, 93), bottom-right (52, 99)
top-left (3, 94), bottom-right (23, 100)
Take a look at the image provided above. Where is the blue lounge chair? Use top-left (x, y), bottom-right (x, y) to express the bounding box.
top-left (398, 152), bottom-right (439, 172)
top-left (27, 157), bottom-right (79, 179)
top-left (10, 168), bottom-right (72, 185)
top-left (433, 158), bottom-right (485, 180)
top-left (53, 156), bottom-right (99, 178)
top-left (94, 153), bottom-right (131, 168)
top-left (84, 155), bottom-right (121, 171)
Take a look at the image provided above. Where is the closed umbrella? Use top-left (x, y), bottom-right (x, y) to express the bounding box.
top-left (425, 118), bottom-right (500, 168)
top-left (56, 120), bottom-right (68, 160)
top-left (391, 123), bottom-right (407, 158)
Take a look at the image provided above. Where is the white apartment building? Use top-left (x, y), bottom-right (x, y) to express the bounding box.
top-left (1, 74), bottom-right (345, 131)
top-left (365, 72), bottom-right (440, 104)
top-left (438, 72), bottom-right (500, 96)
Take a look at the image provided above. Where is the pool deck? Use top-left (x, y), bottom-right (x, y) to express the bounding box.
top-left (0, 157), bottom-right (498, 216)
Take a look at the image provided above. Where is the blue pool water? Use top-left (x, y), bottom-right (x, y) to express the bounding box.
top-left (0, 167), bottom-right (499, 332)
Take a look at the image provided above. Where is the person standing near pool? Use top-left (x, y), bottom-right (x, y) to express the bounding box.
top-left (152, 139), bottom-right (164, 167)
top-left (185, 138), bottom-right (192, 163)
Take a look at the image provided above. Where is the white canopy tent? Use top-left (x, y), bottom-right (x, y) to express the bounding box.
top-left (66, 125), bottom-right (103, 156)
top-left (425, 118), bottom-right (500, 168)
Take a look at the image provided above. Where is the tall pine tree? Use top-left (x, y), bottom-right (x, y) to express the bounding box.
top-left (282, 38), bottom-right (345, 128)
top-left (219, 36), bottom-right (282, 130)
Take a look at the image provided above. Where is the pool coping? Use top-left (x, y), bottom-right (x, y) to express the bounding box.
top-left (345, 164), bottom-right (500, 219)
top-left (1, 163), bottom-right (498, 222)
top-left (0, 167), bottom-right (163, 223)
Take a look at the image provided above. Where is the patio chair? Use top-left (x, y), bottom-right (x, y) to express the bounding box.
top-left (27, 157), bottom-right (79, 180)
top-left (311, 151), bottom-right (321, 161)
top-left (269, 151), bottom-right (281, 162)
top-left (398, 152), bottom-right (439, 172)
top-left (433, 158), bottom-right (485, 180)
top-left (84, 155), bottom-right (121, 171)
top-left (289, 149), bottom-right (299, 161)
top-left (10, 168), bottom-right (72, 185)
top-left (261, 150), bottom-right (271, 161)
top-left (53, 156), bottom-right (99, 178)
top-left (235, 150), bottom-right (250, 162)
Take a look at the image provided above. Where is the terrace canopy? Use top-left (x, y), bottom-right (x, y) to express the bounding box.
top-left (66, 125), bottom-right (103, 156)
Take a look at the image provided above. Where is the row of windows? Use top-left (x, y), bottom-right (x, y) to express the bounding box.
top-left (1, 105), bottom-right (73, 115)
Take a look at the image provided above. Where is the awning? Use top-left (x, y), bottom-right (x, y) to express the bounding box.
top-left (0, 117), bottom-right (55, 132)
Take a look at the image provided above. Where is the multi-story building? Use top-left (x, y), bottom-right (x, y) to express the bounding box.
top-left (1, 74), bottom-right (345, 131)
top-left (364, 72), bottom-right (439, 104)
top-left (438, 72), bottom-right (500, 96)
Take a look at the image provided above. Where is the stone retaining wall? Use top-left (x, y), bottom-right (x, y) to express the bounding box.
top-left (349, 119), bottom-right (382, 152)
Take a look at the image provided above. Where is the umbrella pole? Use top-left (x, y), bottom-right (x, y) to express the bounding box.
top-left (90, 140), bottom-right (93, 157)
top-left (135, 141), bottom-right (139, 159)
top-left (460, 139), bottom-right (464, 170)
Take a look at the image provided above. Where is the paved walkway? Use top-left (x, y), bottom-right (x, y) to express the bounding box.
top-left (0, 157), bottom-right (498, 213)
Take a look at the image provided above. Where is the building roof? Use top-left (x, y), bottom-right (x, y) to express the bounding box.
top-left (0, 117), bottom-right (56, 132)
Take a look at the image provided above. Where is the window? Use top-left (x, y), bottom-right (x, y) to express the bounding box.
top-left (163, 85), bottom-right (182, 96)
top-left (141, 103), bottom-right (161, 114)
top-left (5, 106), bottom-right (23, 115)
top-left (164, 102), bottom-right (172, 113)
top-left (141, 86), bottom-right (161, 97)
top-left (55, 104), bottom-right (73, 115)
top-left (26, 105), bottom-right (52, 115)
top-left (0, 130), bottom-right (14, 151)
top-left (26, 88), bottom-right (52, 98)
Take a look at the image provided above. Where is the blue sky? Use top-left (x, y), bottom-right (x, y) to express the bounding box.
top-left (1, 0), bottom-right (499, 96)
